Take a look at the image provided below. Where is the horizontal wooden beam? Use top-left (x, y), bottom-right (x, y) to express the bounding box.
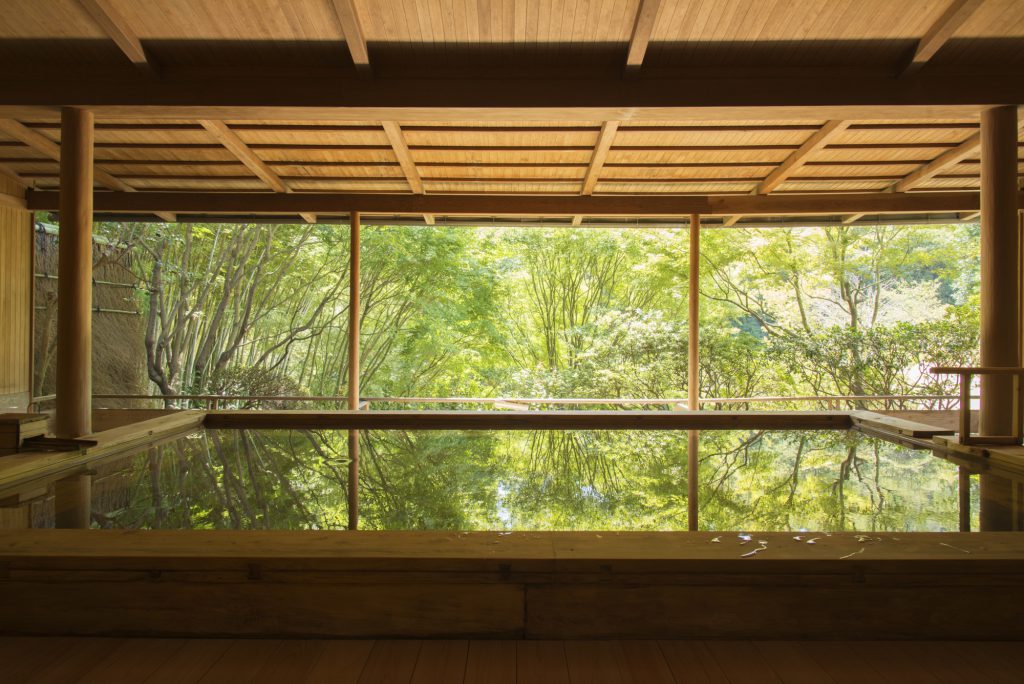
top-left (27, 189), bottom-right (1004, 217)
top-left (0, 70), bottom-right (1021, 121)
top-left (203, 410), bottom-right (850, 431)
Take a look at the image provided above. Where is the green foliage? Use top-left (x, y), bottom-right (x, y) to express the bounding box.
top-left (101, 219), bottom-right (979, 409)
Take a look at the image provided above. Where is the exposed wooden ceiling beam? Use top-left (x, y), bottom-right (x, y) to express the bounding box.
top-left (626, 0), bottom-right (662, 73)
top-left (75, 0), bottom-right (154, 75)
top-left (329, 0), bottom-right (370, 73)
top-left (582, 122), bottom-right (620, 195)
top-left (198, 120), bottom-right (314, 224)
top-left (381, 120), bottom-right (434, 225)
top-left (381, 122), bottom-right (424, 194)
top-left (891, 132), bottom-right (981, 192)
top-left (721, 215), bottom-right (742, 227)
top-left (1, 71), bottom-right (1020, 121)
top-left (0, 117), bottom-right (173, 221)
top-left (755, 121), bottom-right (849, 194)
top-left (842, 213), bottom-right (867, 224)
top-left (571, 215), bottom-right (583, 226)
top-left (901, 0), bottom-right (985, 77)
top-left (199, 120), bottom-right (286, 192)
top-left (27, 190), bottom-right (998, 218)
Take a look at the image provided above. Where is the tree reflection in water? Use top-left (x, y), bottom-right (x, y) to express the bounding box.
top-left (83, 428), bottom-right (973, 532)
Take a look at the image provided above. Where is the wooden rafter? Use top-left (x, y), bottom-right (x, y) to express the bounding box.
top-left (901, 0), bottom-right (985, 77)
top-left (0, 118), bottom-right (173, 221)
top-left (329, 0), bottom-right (370, 72)
top-left (892, 107), bottom-right (1023, 192)
top-left (626, 0), bottom-right (662, 72)
top-left (381, 122), bottom-right (424, 194)
top-left (842, 213), bottom-right (867, 224)
top-left (75, 0), bottom-right (153, 75)
top-left (27, 190), bottom-right (999, 217)
top-left (582, 122), bottom-right (620, 195)
top-left (755, 121), bottom-right (849, 194)
top-left (381, 121), bottom-right (435, 225)
top-left (891, 132), bottom-right (981, 192)
top-left (571, 215), bottom-right (583, 226)
top-left (198, 120), bottom-right (314, 223)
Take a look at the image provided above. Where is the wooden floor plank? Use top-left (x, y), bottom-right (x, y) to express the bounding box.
top-left (0, 637), bottom-right (77, 682)
top-left (197, 639), bottom-right (280, 683)
top-left (357, 640), bottom-right (422, 683)
top-left (618, 640), bottom-right (675, 683)
top-left (850, 642), bottom-right (942, 684)
top-left (78, 638), bottom-right (186, 683)
top-left (304, 640), bottom-right (375, 684)
top-left (411, 640), bottom-right (469, 683)
top-left (657, 641), bottom-right (730, 684)
top-left (703, 640), bottom-right (784, 684)
top-left (26, 637), bottom-right (124, 683)
top-left (754, 642), bottom-right (837, 684)
top-left (465, 640), bottom-right (516, 684)
top-left (516, 641), bottom-right (569, 684)
top-left (799, 642), bottom-right (890, 684)
top-left (947, 642), bottom-right (1024, 684)
top-left (910, 642), bottom-right (996, 684)
top-left (143, 639), bottom-right (235, 684)
top-left (564, 641), bottom-right (634, 684)
top-left (253, 639), bottom-right (326, 683)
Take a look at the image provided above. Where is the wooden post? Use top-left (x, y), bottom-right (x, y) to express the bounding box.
top-left (54, 474), bottom-right (91, 529)
top-left (979, 105), bottom-right (1019, 530)
top-left (687, 214), bottom-right (700, 531)
top-left (958, 467), bottom-right (972, 533)
top-left (348, 211), bottom-right (361, 530)
top-left (688, 214), bottom-right (700, 411)
top-left (55, 108), bottom-right (94, 438)
top-left (348, 211), bottom-right (361, 410)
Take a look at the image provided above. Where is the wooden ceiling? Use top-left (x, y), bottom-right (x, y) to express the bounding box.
top-left (1, 0), bottom-right (1023, 225)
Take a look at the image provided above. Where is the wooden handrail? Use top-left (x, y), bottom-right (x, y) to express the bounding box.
top-left (929, 366), bottom-right (1023, 445)
top-left (931, 366), bottom-right (1024, 375)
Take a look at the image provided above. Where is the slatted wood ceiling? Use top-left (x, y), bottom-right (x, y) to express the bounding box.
top-left (0, 1), bottom-right (1022, 222)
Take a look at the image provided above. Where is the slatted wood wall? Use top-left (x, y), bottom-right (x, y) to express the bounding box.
top-left (0, 176), bottom-right (30, 411)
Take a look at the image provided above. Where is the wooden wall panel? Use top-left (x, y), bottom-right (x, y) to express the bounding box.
top-left (0, 180), bottom-right (30, 411)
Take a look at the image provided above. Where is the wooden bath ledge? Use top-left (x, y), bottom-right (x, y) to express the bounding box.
top-left (1, 530), bottom-right (1022, 640)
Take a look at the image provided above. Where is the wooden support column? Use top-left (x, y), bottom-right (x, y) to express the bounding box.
top-left (688, 214), bottom-right (700, 531)
top-left (55, 108), bottom-right (93, 438)
top-left (348, 211), bottom-right (361, 530)
top-left (979, 105), bottom-right (1019, 531)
